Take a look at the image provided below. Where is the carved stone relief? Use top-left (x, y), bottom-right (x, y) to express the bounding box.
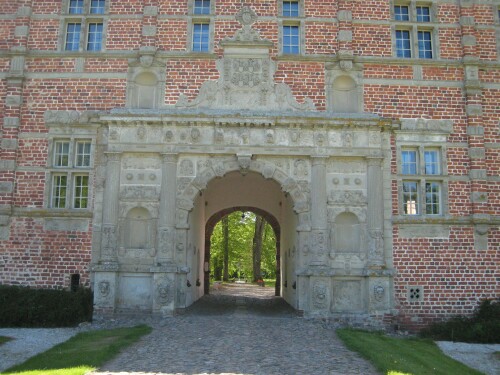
top-left (155, 278), bottom-right (174, 305)
top-left (312, 280), bottom-right (329, 309)
top-left (101, 225), bottom-right (117, 259)
top-left (328, 190), bottom-right (367, 205)
top-left (179, 159), bottom-right (195, 176)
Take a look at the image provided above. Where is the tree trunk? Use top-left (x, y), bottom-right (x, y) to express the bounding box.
top-left (222, 216), bottom-right (229, 282)
top-left (252, 216), bottom-right (265, 282)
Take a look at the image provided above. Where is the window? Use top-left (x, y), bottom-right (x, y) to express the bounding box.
top-left (395, 30), bottom-right (411, 58)
top-left (69, 0), bottom-right (84, 14)
top-left (418, 30), bottom-right (432, 58)
top-left (402, 149), bottom-right (417, 174)
top-left (49, 139), bottom-right (92, 209)
top-left (280, 1), bottom-right (302, 55)
top-left (416, 6), bottom-right (430, 22)
top-left (283, 25), bottom-right (300, 54)
top-left (283, 0), bottom-right (299, 17)
top-left (90, 0), bottom-right (105, 14)
top-left (403, 181), bottom-right (419, 214)
top-left (87, 22), bottom-right (103, 51)
top-left (192, 23), bottom-right (210, 52)
top-left (194, 0), bottom-right (210, 15)
top-left (394, 5), bottom-right (409, 21)
top-left (65, 23), bottom-right (81, 51)
top-left (63, 0), bottom-right (106, 52)
top-left (399, 147), bottom-right (445, 216)
top-left (393, 2), bottom-right (435, 59)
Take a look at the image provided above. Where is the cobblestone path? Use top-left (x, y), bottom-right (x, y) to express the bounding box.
top-left (90, 284), bottom-right (379, 375)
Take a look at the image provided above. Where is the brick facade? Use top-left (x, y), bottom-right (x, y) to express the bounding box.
top-left (0, 0), bottom-right (498, 328)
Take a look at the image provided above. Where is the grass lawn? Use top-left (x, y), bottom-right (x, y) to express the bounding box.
top-left (336, 329), bottom-right (483, 375)
top-left (0, 336), bottom-right (12, 346)
top-left (2, 325), bottom-right (152, 375)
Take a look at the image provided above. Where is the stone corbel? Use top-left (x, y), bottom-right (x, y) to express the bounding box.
top-left (237, 154), bottom-right (252, 175)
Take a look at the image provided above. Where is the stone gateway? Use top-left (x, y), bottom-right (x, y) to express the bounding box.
top-left (0, 1), bottom-right (498, 330)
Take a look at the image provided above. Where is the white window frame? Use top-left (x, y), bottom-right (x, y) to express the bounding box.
top-left (399, 145), bottom-right (446, 216)
top-left (48, 138), bottom-right (93, 210)
top-left (392, 1), bottom-right (437, 59)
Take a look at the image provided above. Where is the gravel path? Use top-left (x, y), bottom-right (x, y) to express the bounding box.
top-left (0, 327), bottom-right (81, 372)
top-left (437, 341), bottom-right (500, 375)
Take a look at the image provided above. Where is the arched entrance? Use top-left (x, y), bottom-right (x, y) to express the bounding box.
top-left (204, 206), bottom-right (281, 296)
top-left (182, 167), bottom-right (304, 311)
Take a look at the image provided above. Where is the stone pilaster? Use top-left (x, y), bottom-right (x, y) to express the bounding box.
top-left (157, 153), bottom-right (177, 263)
top-left (367, 157), bottom-right (385, 267)
top-left (100, 152), bottom-right (121, 262)
top-left (310, 157), bottom-right (328, 266)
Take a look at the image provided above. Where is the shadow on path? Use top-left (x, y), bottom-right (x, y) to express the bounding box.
top-left (184, 283), bottom-right (297, 317)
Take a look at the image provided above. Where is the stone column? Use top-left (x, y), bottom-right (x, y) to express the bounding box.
top-left (310, 157), bottom-right (328, 266)
top-left (100, 152), bottom-right (121, 263)
top-left (367, 157), bottom-right (385, 267)
top-left (157, 153), bottom-right (177, 264)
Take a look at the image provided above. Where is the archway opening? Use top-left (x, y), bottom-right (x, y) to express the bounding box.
top-left (205, 207), bottom-right (281, 297)
top-left (184, 170), bottom-right (300, 311)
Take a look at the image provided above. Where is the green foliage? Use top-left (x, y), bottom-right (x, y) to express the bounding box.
top-left (2, 325), bottom-right (152, 375)
top-left (419, 298), bottom-right (500, 343)
top-left (210, 212), bottom-right (276, 281)
top-left (0, 285), bottom-right (93, 327)
top-left (337, 329), bottom-right (483, 375)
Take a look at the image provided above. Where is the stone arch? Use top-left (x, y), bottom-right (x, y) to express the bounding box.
top-left (204, 206), bottom-right (281, 296)
top-left (175, 156), bottom-right (310, 228)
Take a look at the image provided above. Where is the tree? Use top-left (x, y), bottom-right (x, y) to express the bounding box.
top-left (222, 215), bottom-right (229, 281)
top-left (252, 215), bottom-right (265, 282)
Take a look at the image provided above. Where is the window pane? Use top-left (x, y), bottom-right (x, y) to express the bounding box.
top-left (74, 175), bottom-right (89, 209)
top-left (394, 5), bottom-right (409, 21)
top-left (425, 182), bottom-right (440, 214)
top-left (396, 30), bottom-right (411, 58)
top-left (75, 141), bottom-right (92, 167)
top-left (416, 6), bottom-right (430, 22)
top-left (403, 181), bottom-right (419, 215)
top-left (402, 150), bottom-right (417, 174)
top-left (54, 141), bottom-right (70, 167)
top-left (283, 1), bottom-right (299, 17)
top-left (52, 175), bottom-right (67, 208)
top-left (65, 23), bottom-right (81, 51)
top-left (193, 23), bottom-right (210, 52)
top-left (283, 25), bottom-right (300, 54)
top-left (424, 150), bottom-right (440, 175)
top-left (87, 23), bottom-right (103, 51)
top-left (90, 0), bottom-right (105, 14)
top-left (418, 31), bottom-right (432, 58)
top-left (69, 0), bottom-right (84, 14)
top-left (194, 0), bottom-right (210, 14)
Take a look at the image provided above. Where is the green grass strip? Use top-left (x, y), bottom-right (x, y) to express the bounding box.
top-left (2, 324), bottom-right (152, 375)
top-left (337, 329), bottom-right (484, 375)
top-left (0, 336), bottom-right (13, 346)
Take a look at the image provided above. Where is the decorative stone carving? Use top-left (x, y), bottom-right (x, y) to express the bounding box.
top-left (120, 186), bottom-right (159, 200)
top-left (44, 110), bottom-right (99, 125)
top-left (342, 131), bottom-right (353, 147)
top-left (158, 227), bottom-right (174, 258)
top-left (400, 118), bottom-right (453, 134)
top-left (174, 7), bottom-right (315, 112)
top-left (98, 281), bottom-right (110, 297)
top-left (294, 159), bottom-right (309, 179)
top-left (179, 160), bottom-right (194, 176)
top-left (328, 190), bottom-right (367, 205)
top-left (368, 229), bottom-right (384, 260)
top-left (237, 154), bottom-right (252, 175)
top-left (101, 225), bottom-right (117, 259)
top-left (373, 284), bottom-right (385, 303)
top-left (312, 281), bottom-right (328, 309)
top-left (156, 279), bottom-right (173, 305)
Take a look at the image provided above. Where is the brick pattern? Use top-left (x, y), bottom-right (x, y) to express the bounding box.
top-left (0, 1), bottom-right (498, 327)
